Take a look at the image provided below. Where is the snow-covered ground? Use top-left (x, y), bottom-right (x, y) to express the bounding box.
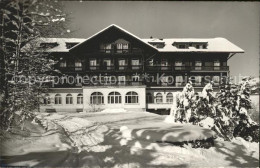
top-left (1, 111), bottom-right (259, 167)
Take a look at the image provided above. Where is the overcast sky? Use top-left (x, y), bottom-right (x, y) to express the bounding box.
top-left (63, 1), bottom-right (259, 78)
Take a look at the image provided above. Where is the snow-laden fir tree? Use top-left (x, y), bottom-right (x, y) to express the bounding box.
top-left (0, 0), bottom-right (68, 131)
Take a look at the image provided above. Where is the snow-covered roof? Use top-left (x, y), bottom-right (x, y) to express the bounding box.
top-left (22, 25), bottom-right (244, 53)
top-left (22, 38), bottom-right (86, 52)
top-left (142, 38), bottom-right (244, 53)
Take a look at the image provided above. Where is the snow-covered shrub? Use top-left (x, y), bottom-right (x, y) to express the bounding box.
top-left (179, 77), bottom-right (259, 142)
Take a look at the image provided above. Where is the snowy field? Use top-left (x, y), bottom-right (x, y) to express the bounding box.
top-left (1, 111), bottom-right (259, 167)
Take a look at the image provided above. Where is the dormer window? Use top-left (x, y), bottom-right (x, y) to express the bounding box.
top-left (148, 42), bottom-right (165, 48)
top-left (40, 42), bottom-right (58, 49)
top-left (178, 44), bottom-right (187, 49)
top-left (66, 43), bottom-right (78, 49)
top-left (173, 42), bottom-right (208, 49)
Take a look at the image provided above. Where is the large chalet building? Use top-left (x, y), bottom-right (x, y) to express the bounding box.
top-left (39, 24), bottom-right (244, 112)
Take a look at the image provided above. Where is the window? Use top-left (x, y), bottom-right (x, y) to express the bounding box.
top-left (118, 59), bottom-right (126, 70)
top-left (101, 43), bottom-right (112, 53)
top-left (161, 59), bottom-right (168, 66)
top-left (176, 76), bottom-right (183, 86)
top-left (166, 93), bottom-right (173, 104)
top-left (60, 60), bottom-right (66, 67)
top-left (213, 76), bottom-right (220, 85)
top-left (55, 94), bottom-right (62, 104)
top-left (125, 91), bottom-right (138, 104)
top-left (148, 59), bottom-right (154, 66)
top-left (119, 59), bottom-right (126, 66)
top-left (66, 43), bottom-right (78, 49)
top-left (123, 43), bottom-right (129, 49)
top-left (116, 43), bottom-right (129, 53)
top-left (205, 61), bottom-right (213, 70)
top-left (118, 76), bottom-right (126, 85)
top-left (44, 94), bottom-right (51, 104)
top-left (103, 59), bottom-right (112, 70)
top-left (117, 43), bottom-right (123, 50)
top-left (108, 92), bottom-right (121, 104)
top-left (77, 94), bottom-right (83, 104)
top-left (175, 61), bottom-right (182, 70)
top-left (155, 93), bottom-right (163, 104)
top-left (214, 60), bottom-right (220, 70)
top-left (179, 45), bottom-right (186, 49)
top-left (75, 59), bottom-right (82, 71)
top-left (132, 59), bottom-right (140, 70)
top-left (40, 42), bottom-right (58, 49)
top-left (195, 61), bottom-right (202, 70)
top-left (194, 76), bottom-right (202, 86)
top-left (132, 75), bottom-right (139, 82)
top-left (89, 59), bottom-right (97, 70)
top-left (146, 93), bottom-right (153, 103)
top-left (161, 59), bottom-right (169, 70)
top-left (66, 94), bottom-right (73, 104)
top-left (90, 92), bottom-right (104, 105)
top-left (177, 44), bottom-right (187, 49)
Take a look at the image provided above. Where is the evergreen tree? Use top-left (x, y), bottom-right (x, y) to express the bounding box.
top-left (0, 0), bottom-right (68, 130)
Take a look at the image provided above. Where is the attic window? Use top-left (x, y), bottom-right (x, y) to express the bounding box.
top-left (66, 43), bottom-right (78, 49)
top-left (174, 42), bottom-right (208, 49)
top-left (40, 42), bottom-right (58, 48)
top-left (148, 42), bottom-right (165, 48)
top-left (178, 44), bottom-right (187, 49)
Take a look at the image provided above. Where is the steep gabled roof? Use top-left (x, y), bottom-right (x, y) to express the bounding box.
top-left (142, 38), bottom-right (244, 53)
top-left (69, 24), bottom-right (158, 52)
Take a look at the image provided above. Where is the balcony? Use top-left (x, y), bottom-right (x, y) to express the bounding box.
top-left (99, 48), bottom-right (142, 54)
top-left (176, 66), bottom-right (229, 71)
top-left (146, 66), bottom-right (172, 71)
top-left (59, 65), bottom-right (229, 73)
top-left (59, 67), bottom-right (83, 72)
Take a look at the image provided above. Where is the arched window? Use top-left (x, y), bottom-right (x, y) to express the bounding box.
top-left (90, 92), bottom-right (104, 105)
top-left (146, 93), bottom-right (153, 103)
top-left (55, 94), bottom-right (62, 104)
top-left (108, 92), bottom-right (121, 104)
top-left (77, 94), bottom-right (83, 104)
top-left (155, 93), bottom-right (163, 104)
top-left (125, 91), bottom-right (138, 104)
top-left (66, 94), bottom-right (73, 104)
top-left (166, 93), bottom-right (173, 104)
top-left (44, 94), bottom-right (51, 105)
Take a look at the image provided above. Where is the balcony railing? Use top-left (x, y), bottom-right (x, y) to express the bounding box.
top-left (174, 66), bottom-right (229, 71)
top-left (59, 65), bottom-right (229, 72)
top-left (59, 67), bottom-right (83, 72)
top-left (146, 66), bottom-right (172, 71)
top-left (99, 48), bottom-right (142, 54)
